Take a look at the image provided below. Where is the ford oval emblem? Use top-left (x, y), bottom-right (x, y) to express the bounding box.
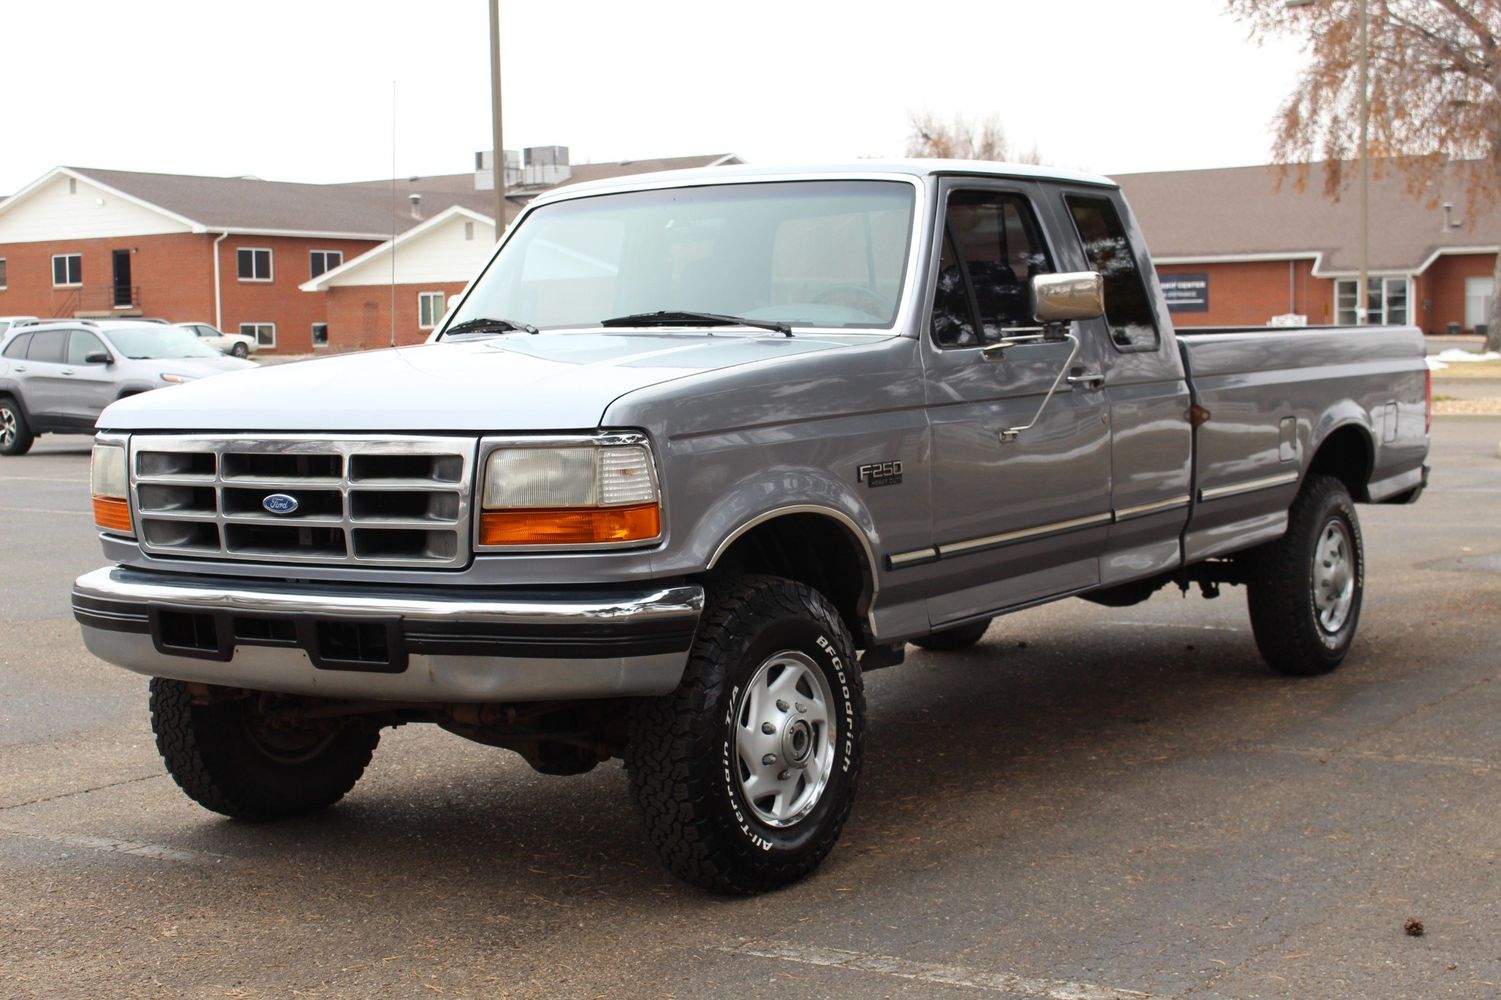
top-left (262, 493), bottom-right (300, 515)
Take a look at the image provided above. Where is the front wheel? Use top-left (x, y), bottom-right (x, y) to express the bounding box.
top-left (627, 575), bottom-right (864, 894)
top-left (230, 342), bottom-right (250, 358)
top-left (0, 398), bottom-right (35, 456)
top-left (1245, 474), bottom-right (1364, 676)
top-left (149, 679), bottom-right (379, 820)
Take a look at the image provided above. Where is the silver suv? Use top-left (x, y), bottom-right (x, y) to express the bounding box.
top-left (0, 321), bottom-right (254, 455)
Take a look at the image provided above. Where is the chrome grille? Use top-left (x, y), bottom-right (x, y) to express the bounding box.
top-left (130, 435), bottom-right (476, 569)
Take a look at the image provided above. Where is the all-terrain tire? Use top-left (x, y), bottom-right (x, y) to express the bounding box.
top-left (1245, 474), bottom-right (1364, 676)
top-left (0, 397), bottom-right (35, 456)
top-left (627, 574), bottom-right (864, 894)
top-left (149, 678), bottom-right (379, 820)
top-left (911, 617), bottom-right (992, 651)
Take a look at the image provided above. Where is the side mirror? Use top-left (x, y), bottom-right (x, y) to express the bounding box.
top-left (85, 351), bottom-right (113, 365)
top-left (1033, 271), bottom-right (1105, 325)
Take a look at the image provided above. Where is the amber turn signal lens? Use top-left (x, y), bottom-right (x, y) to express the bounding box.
top-left (479, 503), bottom-right (660, 546)
top-left (92, 496), bottom-right (133, 534)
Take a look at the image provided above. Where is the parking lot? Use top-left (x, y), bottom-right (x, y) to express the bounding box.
top-left (2, 416), bottom-right (1499, 999)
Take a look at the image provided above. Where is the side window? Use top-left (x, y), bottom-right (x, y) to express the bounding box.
top-left (930, 190), bottom-right (1053, 348)
top-left (3, 333), bottom-right (31, 359)
top-left (1064, 195), bottom-right (1160, 351)
top-left (68, 330), bottom-right (108, 365)
top-left (27, 330), bottom-right (68, 363)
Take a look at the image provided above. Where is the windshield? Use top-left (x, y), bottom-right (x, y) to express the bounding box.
top-left (446, 180), bottom-right (916, 333)
top-left (105, 326), bottom-right (224, 360)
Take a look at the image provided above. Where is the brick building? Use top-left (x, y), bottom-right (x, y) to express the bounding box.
top-left (0, 152), bottom-right (740, 354)
top-left (1116, 161), bottom-right (1500, 334)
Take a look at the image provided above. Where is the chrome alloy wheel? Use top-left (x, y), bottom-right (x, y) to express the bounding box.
top-left (1312, 518), bottom-right (1356, 634)
top-left (731, 650), bottom-right (837, 828)
top-left (0, 406), bottom-right (15, 448)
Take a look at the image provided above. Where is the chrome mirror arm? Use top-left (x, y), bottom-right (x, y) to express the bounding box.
top-left (998, 332), bottom-right (1081, 443)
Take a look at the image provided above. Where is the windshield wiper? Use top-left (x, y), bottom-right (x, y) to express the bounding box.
top-left (599, 311), bottom-right (793, 337)
top-left (443, 317), bottom-right (538, 337)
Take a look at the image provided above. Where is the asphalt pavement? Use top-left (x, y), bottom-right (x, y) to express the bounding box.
top-left (2, 420), bottom-right (1500, 999)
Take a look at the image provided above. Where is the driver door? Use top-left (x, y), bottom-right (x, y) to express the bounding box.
top-left (919, 180), bottom-right (1112, 626)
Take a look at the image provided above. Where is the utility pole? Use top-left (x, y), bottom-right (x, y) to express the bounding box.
top-left (1357, 0), bottom-right (1369, 325)
top-left (489, 0), bottom-right (506, 235)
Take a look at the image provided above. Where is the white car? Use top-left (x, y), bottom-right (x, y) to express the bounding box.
top-left (0, 316), bottom-right (39, 337)
top-left (174, 322), bottom-right (257, 358)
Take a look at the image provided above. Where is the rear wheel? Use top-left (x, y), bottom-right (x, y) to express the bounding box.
top-left (911, 617), bottom-right (992, 651)
top-left (149, 679), bottom-right (379, 820)
top-left (627, 575), bottom-right (864, 894)
top-left (1245, 474), bottom-right (1364, 676)
top-left (0, 398), bottom-right (35, 456)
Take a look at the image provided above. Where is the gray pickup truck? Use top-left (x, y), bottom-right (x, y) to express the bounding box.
top-left (72, 162), bottom-right (1430, 893)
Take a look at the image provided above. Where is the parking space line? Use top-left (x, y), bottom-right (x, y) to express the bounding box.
top-left (0, 825), bottom-right (227, 866)
top-left (0, 506), bottom-right (90, 516)
top-left (1104, 620), bottom-right (1244, 633)
top-left (722, 941), bottom-right (1151, 999)
top-left (0, 476), bottom-right (90, 483)
top-left (1240, 743), bottom-right (1495, 771)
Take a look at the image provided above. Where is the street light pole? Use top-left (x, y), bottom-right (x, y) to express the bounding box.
top-left (488, 0), bottom-right (506, 235)
top-left (1286, 0), bottom-right (1370, 324)
top-left (1357, 0), bottom-right (1369, 325)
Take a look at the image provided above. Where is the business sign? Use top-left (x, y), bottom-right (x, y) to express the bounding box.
top-left (1160, 272), bottom-right (1209, 313)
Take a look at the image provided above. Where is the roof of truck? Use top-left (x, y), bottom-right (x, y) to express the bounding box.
top-left (528, 160), bottom-right (1118, 203)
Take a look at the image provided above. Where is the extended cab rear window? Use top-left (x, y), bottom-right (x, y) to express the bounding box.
top-left (1064, 195), bottom-right (1160, 351)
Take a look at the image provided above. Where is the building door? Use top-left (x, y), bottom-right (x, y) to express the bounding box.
top-left (1465, 276), bottom-right (1493, 331)
top-left (112, 250), bottom-right (132, 308)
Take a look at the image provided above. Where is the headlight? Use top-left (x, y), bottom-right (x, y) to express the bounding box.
top-left (91, 442), bottom-right (133, 536)
top-left (159, 373), bottom-right (196, 384)
top-left (478, 438), bottom-right (660, 547)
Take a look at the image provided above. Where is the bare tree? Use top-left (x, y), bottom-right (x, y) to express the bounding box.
top-left (907, 112), bottom-right (1043, 165)
top-left (1228, 0), bottom-right (1501, 349)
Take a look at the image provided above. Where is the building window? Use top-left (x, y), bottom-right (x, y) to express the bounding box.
top-left (1465, 276), bottom-right (1494, 331)
top-left (418, 291), bottom-right (446, 329)
top-left (0, 257), bottom-right (7, 289)
top-left (309, 250), bottom-right (343, 278)
top-left (240, 322), bottom-right (276, 348)
top-left (312, 322), bottom-right (328, 347)
top-left (52, 254), bottom-right (82, 287)
top-left (464, 221), bottom-right (475, 241)
top-left (1335, 276), bottom-right (1409, 325)
top-left (237, 248), bottom-right (273, 282)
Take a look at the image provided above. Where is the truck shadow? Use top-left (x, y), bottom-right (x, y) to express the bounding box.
top-left (169, 606), bottom-right (1359, 907)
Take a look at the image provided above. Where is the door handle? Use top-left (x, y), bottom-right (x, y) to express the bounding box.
top-left (1066, 369), bottom-right (1105, 389)
top-left (61, 369), bottom-right (76, 376)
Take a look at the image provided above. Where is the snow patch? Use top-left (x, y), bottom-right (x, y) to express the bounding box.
top-left (1433, 348), bottom-right (1501, 363)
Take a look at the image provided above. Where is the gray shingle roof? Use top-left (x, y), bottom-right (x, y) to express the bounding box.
top-left (1114, 161), bottom-right (1501, 273)
top-left (69, 154), bottom-right (739, 237)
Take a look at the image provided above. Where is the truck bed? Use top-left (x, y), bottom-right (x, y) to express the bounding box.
top-left (1176, 324), bottom-right (1429, 562)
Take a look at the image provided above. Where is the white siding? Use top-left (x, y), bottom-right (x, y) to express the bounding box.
top-left (0, 174), bottom-right (193, 244)
top-left (321, 214), bottom-right (495, 288)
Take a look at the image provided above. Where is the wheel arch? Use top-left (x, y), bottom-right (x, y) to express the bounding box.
top-left (1306, 418), bottom-right (1375, 502)
top-left (706, 506), bottom-right (878, 646)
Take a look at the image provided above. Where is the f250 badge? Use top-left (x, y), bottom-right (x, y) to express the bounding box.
top-left (857, 461), bottom-right (903, 488)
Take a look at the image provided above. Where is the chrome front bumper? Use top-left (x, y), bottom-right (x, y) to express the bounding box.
top-left (73, 566), bottom-right (704, 703)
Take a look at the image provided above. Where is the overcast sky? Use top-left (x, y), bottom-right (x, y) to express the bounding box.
top-left (1, 0), bottom-right (1309, 194)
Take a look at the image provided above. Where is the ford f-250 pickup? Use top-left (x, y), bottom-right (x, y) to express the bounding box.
top-left (71, 161), bottom-right (1431, 894)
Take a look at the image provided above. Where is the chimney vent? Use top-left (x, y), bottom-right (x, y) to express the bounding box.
top-left (409, 193), bottom-right (423, 220)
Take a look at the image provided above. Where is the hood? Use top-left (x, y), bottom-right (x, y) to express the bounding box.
top-left (98, 330), bottom-right (873, 432)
